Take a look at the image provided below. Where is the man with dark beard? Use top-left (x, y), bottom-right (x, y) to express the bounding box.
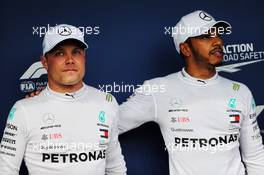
top-left (119, 10), bottom-right (264, 175)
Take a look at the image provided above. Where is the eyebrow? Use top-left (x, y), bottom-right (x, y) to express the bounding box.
top-left (54, 47), bottom-right (83, 51)
top-left (53, 48), bottom-right (64, 52)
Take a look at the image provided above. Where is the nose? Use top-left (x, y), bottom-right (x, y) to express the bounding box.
top-left (212, 35), bottom-right (223, 47)
top-left (65, 54), bottom-right (75, 64)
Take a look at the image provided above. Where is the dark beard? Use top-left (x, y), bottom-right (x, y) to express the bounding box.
top-left (188, 42), bottom-right (222, 67)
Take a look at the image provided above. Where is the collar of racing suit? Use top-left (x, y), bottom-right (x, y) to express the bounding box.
top-left (45, 82), bottom-right (87, 101)
top-left (180, 68), bottom-right (219, 86)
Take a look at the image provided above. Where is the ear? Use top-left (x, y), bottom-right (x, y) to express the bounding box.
top-left (179, 42), bottom-right (192, 57)
top-left (83, 50), bottom-right (86, 63)
top-left (40, 56), bottom-right (48, 70)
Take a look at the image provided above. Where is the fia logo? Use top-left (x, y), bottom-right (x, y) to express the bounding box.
top-left (20, 61), bottom-right (47, 80)
top-left (20, 81), bottom-right (35, 92)
top-left (19, 61), bottom-right (47, 93)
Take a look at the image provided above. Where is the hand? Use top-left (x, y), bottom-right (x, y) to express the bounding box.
top-left (25, 90), bottom-right (41, 98)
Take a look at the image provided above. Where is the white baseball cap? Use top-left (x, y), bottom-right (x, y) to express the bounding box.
top-left (173, 10), bottom-right (231, 53)
top-left (42, 24), bottom-right (88, 55)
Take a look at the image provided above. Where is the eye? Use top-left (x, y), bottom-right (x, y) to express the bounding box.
top-left (54, 51), bottom-right (64, 56)
top-left (72, 49), bottom-right (83, 55)
top-left (198, 34), bottom-right (212, 39)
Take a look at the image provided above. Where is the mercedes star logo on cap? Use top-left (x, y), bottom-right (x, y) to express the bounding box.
top-left (199, 11), bottom-right (212, 21)
top-left (58, 26), bottom-right (72, 36)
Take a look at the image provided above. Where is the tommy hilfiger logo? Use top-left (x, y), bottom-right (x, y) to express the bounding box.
top-left (229, 114), bottom-right (240, 123)
top-left (97, 120), bottom-right (109, 141)
top-left (99, 129), bottom-right (109, 139)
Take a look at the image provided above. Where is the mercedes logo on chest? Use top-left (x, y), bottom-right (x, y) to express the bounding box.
top-left (42, 113), bottom-right (55, 124)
